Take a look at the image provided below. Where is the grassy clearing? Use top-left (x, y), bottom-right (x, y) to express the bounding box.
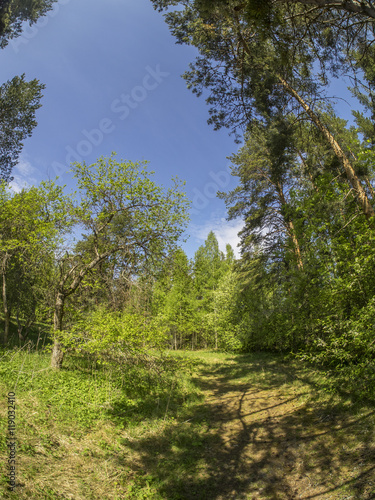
top-left (0, 346), bottom-right (375, 499)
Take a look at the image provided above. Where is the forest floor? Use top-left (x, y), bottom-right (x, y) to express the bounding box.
top-left (163, 352), bottom-right (375, 499)
top-left (1, 350), bottom-right (375, 499)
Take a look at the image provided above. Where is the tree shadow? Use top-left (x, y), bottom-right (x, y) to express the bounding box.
top-left (110, 353), bottom-right (375, 499)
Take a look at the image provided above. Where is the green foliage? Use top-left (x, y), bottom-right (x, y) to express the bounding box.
top-left (154, 248), bottom-right (197, 349)
top-left (0, 349), bottom-right (197, 448)
top-left (296, 296), bottom-right (375, 399)
top-left (58, 307), bottom-right (168, 360)
top-left (49, 154), bottom-right (190, 367)
top-left (0, 75), bottom-right (45, 182)
top-left (191, 231), bottom-right (227, 348)
top-left (0, 0), bottom-right (57, 48)
top-left (148, 236), bottom-right (241, 351)
top-left (0, 181), bottom-right (73, 343)
top-left (0, 180), bottom-right (73, 252)
top-left (206, 268), bottom-right (242, 351)
top-left (71, 155), bottom-right (190, 254)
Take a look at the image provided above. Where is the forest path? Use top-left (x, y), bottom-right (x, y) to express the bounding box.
top-left (131, 352), bottom-right (375, 499)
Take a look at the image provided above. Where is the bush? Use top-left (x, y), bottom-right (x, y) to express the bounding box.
top-left (56, 307), bottom-right (168, 362)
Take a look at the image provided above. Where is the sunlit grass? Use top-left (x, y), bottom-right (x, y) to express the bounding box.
top-left (0, 347), bottom-right (374, 499)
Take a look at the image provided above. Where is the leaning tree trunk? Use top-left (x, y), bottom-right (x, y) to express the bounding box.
top-left (51, 291), bottom-right (65, 369)
top-left (277, 75), bottom-right (375, 219)
top-left (234, 22), bottom-right (375, 219)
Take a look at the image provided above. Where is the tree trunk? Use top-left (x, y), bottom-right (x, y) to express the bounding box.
top-left (51, 291), bottom-right (65, 369)
top-left (16, 300), bottom-right (36, 342)
top-left (234, 25), bottom-right (374, 219)
top-left (2, 272), bottom-right (10, 344)
top-left (1, 255), bottom-right (10, 344)
top-left (278, 75), bottom-right (375, 219)
top-left (277, 182), bottom-right (304, 270)
top-left (291, 0), bottom-right (375, 20)
top-left (288, 220), bottom-right (304, 270)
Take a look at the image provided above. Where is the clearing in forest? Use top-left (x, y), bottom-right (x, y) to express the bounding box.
top-left (1, 351), bottom-right (375, 499)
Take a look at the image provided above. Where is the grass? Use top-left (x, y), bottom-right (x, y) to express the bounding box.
top-left (0, 342), bottom-right (375, 499)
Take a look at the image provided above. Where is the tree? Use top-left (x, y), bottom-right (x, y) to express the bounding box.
top-left (152, 248), bottom-right (196, 349)
top-left (50, 154), bottom-right (190, 369)
top-left (0, 74), bottom-right (44, 183)
top-left (193, 231), bottom-right (225, 348)
top-left (0, 0), bottom-right (57, 48)
top-left (281, 0), bottom-right (375, 21)
top-left (0, 0), bottom-right (54, 182)
top-left (0, 180), bottom-right (73, 344)
top-left (220, 115), bottom-right (305, 269)
top-left (225, 114), bottom-right (375, 352)
top-left (151, 0), bottom-right (375, 218)
top-left (207, 264), bottom-right (242, 351)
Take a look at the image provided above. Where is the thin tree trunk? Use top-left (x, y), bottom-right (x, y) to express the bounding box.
top-left (2, 270), bottom-right (10, 344)
top-left (1, 255), bottom-right (10, 344)
top-left (288, 220), bottom-right (304, 270)
top-left (277, 183), bottom-right (304, 270)
top-left (16, 304), bottom-right (36, 342)
top-left (51, 292), bottom-right (65, 369)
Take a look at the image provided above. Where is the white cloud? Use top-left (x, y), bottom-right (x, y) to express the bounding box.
top-left (9, 156), bottom-right (38, 193)
top-left (190, 212), bottom-right (244, 258)
top-left (9, 176), bottom-right (31, 193)
top-left (15, 157), bottom-right (37, 177)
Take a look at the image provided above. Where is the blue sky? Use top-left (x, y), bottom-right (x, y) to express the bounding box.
top-left (0, 0), bottom-right (360, 259)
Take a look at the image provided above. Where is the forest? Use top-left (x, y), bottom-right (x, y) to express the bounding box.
top-left (1, 0), bottom-right (375, 498)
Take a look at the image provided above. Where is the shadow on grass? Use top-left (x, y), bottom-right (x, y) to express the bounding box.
top-left (110, 353), bottom-right (375, 499)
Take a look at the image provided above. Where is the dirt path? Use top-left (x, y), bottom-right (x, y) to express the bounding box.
top-left (191, 355), bottom-right (375, 499)
top-left (129, 353), bottom-right (375, 499)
